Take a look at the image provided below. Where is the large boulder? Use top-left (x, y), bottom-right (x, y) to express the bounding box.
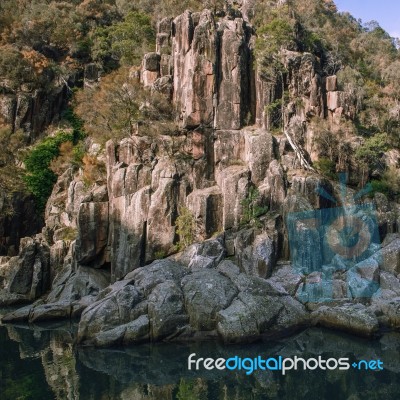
top-left (125, 259), bottom-right (188, 295)
top-left (79, 260), bottom-right (188, 345)
top-left (347, 257), bottom-right (380, 299)
top-left (93, 315), bottom-right (150, 347)
top-left (29, 301), bottom-right (73, 323)
top-left (148, 281), bottom-right (188, 340)
top-left (217, 290), bottom-right (307, 343)
top-left (269, 264), bottom-right (303, 296)
top-left (235, 233), bottom-right (276, 279)
top-left (177, 238), bottom-right (225, 270)
top-left (312, 304), bottom-right (379, 337)
top-left (77, 281), bottom-right (144, 344)
top-left (379, 271), bottom-right (400, 295)
top-left (217, 292), bottom-right (282, 343)
top-left (46, 265), bottom-right (110, 303)
top-left (379, 237), bottom-right (400, 275)
top-left (181, 269), bottom-right (237, 330)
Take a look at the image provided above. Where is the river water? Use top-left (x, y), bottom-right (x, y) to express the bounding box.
top-left (0, 321), bottom-right (399, 400)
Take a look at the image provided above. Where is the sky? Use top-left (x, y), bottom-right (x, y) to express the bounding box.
top-left (334, 0), bottom-right (400, 38)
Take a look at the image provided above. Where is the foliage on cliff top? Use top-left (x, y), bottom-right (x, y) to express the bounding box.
top-left (0, 0), bottom-right (223, 87)
top-left (256, 0), bottom-right (400, 139)
top-left (91, 11), bottom-right (155, 71)
top-left (0, 1), bottom-right (156, 91)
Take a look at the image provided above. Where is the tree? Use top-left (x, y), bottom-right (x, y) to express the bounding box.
top-left (175, 206), bottom-right (196, 250)
top-left (255, 7), bottom-right (296, 131)
top-left (0, 46), bottom-right (37, 89)
top-left (383, 61), bottom-right (400, 102)
top-left (91, 11), bottom-right (155, 69)
top-left (75, 67), bottom-right (173, 143)
top-left (256, 13), bottom-right (297, 76)
top-left (355, 133), bottom-right (389, 185)
top-left (336, 66), bottom-right (365, 113)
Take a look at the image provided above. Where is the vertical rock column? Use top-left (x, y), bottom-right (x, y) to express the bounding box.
top-left (106, 141), bottom-right (153, 281)
top-left (172, 10), bottom-right (218, 128)
top-left (215, 18), bottom-right (254, 130)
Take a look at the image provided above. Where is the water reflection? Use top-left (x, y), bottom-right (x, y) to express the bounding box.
top-left (1, 322), bottom-right (400, 400)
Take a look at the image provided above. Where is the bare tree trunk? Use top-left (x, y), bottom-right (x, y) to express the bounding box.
top-left (279, 70), bottom-right (314, 171)
top-left (284, 129), bottom-right (315, 171)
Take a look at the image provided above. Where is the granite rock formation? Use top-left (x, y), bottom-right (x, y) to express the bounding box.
top-left (2, 7), bottom-right (400, 345)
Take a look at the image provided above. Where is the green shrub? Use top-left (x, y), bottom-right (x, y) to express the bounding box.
top-left (175, 206), bottom-right (196, 250)
top-left (370, 180), bottom-right (391, 198)
top-left (23, 121), bottom-right (85, 211)
top-left (355, 133), bottom-right (389, 171)
top-left (241, 187), bottom-right (268, 226)
top-left (370, 167), bottom-right (400, 200)
top-left (62, 108), bottom-right (86, 142)
top-left (314, 157), bottom-right (336, 180)
top-left (59, 227), bottom-right (78, 242)
top-left (154, 250), bottom-right (167, 259)
top-left (24, 131), bottom-right (72, 210)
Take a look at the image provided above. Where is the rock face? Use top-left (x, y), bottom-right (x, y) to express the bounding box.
top-left (173, 10), bottom-right (217, 128)
top-left (0, 84), bottom-right (68, 139)
top-left (0, 191), bottom-right (43, 256)
top-left (75, 202), bottom-right (109, 267)
top-left (3, 7), bottom-right (400, 347)
top-left (215, 18), bottom-right (254, 130)
top-left (170, 10), bottom-right (254, 131)
top-left (8, 237), bottom-right (50, 300)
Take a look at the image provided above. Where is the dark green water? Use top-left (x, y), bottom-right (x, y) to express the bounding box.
top-left (0, 321), bottom-right (399, 400)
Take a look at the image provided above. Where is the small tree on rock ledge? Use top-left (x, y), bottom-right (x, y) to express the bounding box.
top-left (175, 205), bottom-right (196, 250)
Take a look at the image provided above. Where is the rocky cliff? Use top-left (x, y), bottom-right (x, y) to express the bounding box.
top-left (1, 6), bottom-right (400, 346)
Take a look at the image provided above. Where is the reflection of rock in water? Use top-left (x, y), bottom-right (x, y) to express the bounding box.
top-left (3, 325), bottom-right (400, 399)
top-left (42, 336), bottom-right (80, 400)
top-left (5, 324), bottom-right (80, 400)
top-left (6, 324), bottom-right (51, 359)
top-left (119, 384), bottom-right (176, 400)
